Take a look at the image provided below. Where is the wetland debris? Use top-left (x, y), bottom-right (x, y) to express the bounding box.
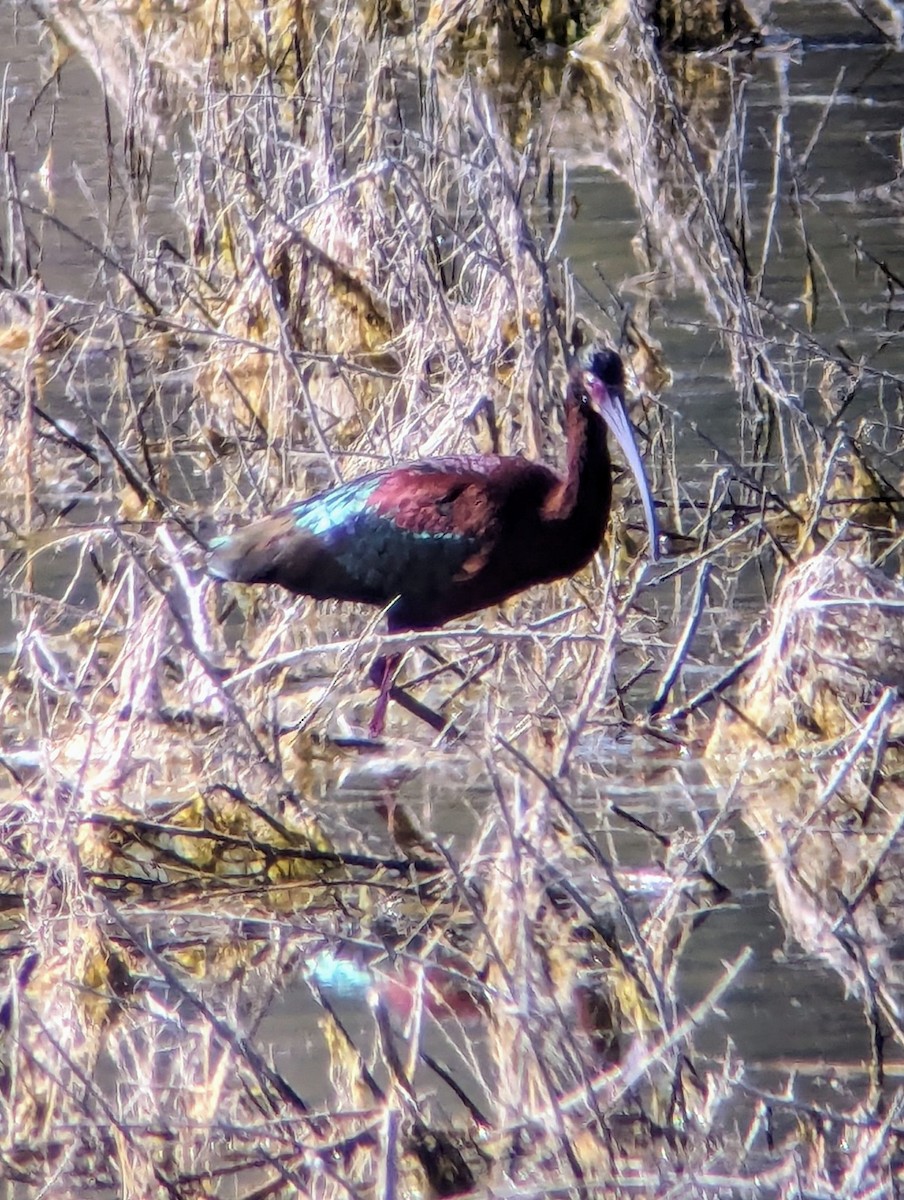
top-left (707, 549), bottom-right (904, 757)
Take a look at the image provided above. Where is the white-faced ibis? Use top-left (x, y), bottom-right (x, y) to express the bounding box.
top-left (208, 347), bottom-right (659, 735)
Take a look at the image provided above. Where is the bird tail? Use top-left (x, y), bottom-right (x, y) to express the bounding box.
top-left (207, 533), bottom-right (252, 583)
top-left (207, 523), bottom-right (287, 585)
top-left (206, 514), bottom-right (320, 592)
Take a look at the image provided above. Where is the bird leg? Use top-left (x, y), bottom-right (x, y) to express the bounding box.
top-left (368, 655), bottom-right (461, 741)
top-left (368, 655), bottom-right (399, 738)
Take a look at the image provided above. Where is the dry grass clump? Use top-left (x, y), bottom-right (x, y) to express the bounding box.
top-left (705, 551), bottom-right (904, 1083)
top-left (708, 549), bottom-right (904, 757)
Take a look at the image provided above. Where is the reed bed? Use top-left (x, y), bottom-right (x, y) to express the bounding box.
top-left (1, 1), bottom-right (904, 1197)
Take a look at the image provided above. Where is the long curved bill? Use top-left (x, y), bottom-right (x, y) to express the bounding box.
top-left (586, 371), bottom-right (660, 562)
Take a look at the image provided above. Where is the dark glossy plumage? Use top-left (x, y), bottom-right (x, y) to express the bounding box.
top-left (209, 347), bottom-right (659, 734)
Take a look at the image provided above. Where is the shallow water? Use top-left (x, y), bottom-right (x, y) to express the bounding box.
top-left (2, 0), bottom-right (904, 1169)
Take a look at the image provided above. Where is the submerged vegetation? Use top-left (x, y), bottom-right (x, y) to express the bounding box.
top-left (2, 0), bottom-right (904, 1196)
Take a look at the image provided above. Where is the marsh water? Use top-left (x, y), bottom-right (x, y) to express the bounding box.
top-left (3, 0), bottom-right (904, 1180)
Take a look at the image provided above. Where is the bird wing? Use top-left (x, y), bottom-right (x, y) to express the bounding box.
top-left (366, 461), bottom-right (497, 542)
top-left (367, 457), bottom-right (558, 583)
top-left (241, 463), bottom-right (499, 611)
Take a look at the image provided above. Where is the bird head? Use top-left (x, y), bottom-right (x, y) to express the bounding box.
top-left (581, 346), bottom-right (660, 562)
